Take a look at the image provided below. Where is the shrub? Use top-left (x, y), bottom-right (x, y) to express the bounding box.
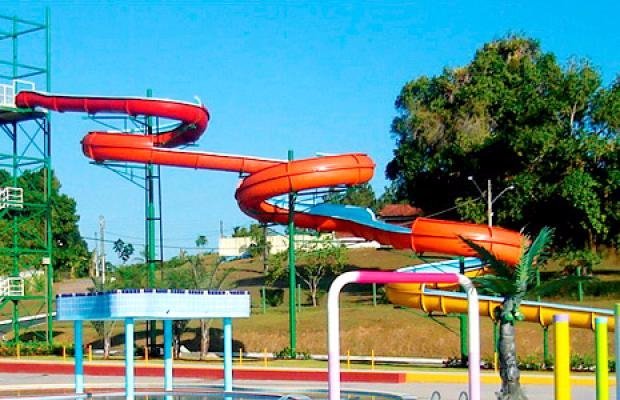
top-left (263, 287), bottom-right (284, 307)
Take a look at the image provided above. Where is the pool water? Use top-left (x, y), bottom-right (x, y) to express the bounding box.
top-left (34, 390), bottom-right (414, 400)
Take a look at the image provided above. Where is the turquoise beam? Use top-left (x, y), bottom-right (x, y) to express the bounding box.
top-left (74, 321), bottom-right (84, 394)
top-left (164, 319), bottom-right (173, 391)
top-left (223, 317), bottom-right (233, 392)
top-left (125, 318), bottom-right (135, 400)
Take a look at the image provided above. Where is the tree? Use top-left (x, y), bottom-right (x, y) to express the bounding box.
top-left (195, 235), bottom-right (208, 248)
top-left (163, 254), bottom-right (234, 359)
top-left (387, 35), bottom-right (619, 250)
top-left (113, 239), bottom-right (134, 264)
top-left (463, 227), bottom-right (560, 400)
top-left (89, 277), bottom-right (119, 359)
top-left (267, 237), bottom-right (346, 306)
top-left (324, 183), bottom-right (377, 211)
top-left (0, 169), bottom-right (89, 277)
top-left (232, 223), bottom-right (270, 259)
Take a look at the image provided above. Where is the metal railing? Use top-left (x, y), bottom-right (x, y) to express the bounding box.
top-left (0, 79), bottom-right (35, 108)
top-left (0, 186), bottom-right (23, 210)
top-left (0, 277), bottom-right (24, 297)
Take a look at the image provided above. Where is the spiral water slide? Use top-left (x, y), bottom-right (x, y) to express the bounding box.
top-left (15, 91), bottom-right (614, 330)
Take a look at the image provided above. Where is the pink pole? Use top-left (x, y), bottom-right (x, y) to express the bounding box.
top-left (327, 271), bottom-right (480, 400)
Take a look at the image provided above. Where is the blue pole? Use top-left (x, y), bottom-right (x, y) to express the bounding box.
top-left (74, 321), bottom-right (84, 394)
top-left (223, 317), bottom-right (233, 392)
top-left (125, 318), bottom-right (135, 400)
top-left (164, 319), bottom-right (173, 391)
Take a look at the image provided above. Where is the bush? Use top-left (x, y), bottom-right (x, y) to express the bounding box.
top-left (0, 342), bottom-right (71, 356)
top-left (263, 287), bottom-right (284, 307)
top-left (274, 346), bottom-right (311, 360)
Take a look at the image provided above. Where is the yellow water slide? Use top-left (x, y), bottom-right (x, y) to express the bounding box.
top-left (385, 258), bottom-right (615, 331)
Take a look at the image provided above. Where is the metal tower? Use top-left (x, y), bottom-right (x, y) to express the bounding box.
top-left (0, 10), bottom-right (53, 344)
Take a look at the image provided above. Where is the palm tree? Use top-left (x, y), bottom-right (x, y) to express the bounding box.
top-left (463, 227), bottom-right (554, 400)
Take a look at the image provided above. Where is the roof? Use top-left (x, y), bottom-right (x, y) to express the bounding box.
top-left (378, 204), bottom-right (423, 218)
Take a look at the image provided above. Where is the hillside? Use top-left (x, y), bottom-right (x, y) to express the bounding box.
top-left (4, 247), bottom-right (619, 362)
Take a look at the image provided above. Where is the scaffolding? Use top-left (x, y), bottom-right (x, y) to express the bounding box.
top-left (0, 10), bottom-right (52, 344)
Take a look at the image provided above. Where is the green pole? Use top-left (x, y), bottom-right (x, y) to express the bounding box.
top-left (615, 304), bottom-right (619, 400)
top-left (595, 317), bottom-right (609, 400)
top-left (297, 284), bottom-right (302, 313)
top-left (287, 149), bottom-right (297, 357)
top-left (45, 7), bottom-right (54, 346)
top-left (493, 322), bottom-right (499, 371)
top-left (12, 300), bottom-right (18, 343)
top-left (45, 7), bottom-right (51, 91)
top-left (543, 326), bottom-right (549, 365)
top-left (12, 16), bottom-right (17, 78)
top-left (372, 283), bottom-right (377, 307)
top-left (577, 267), bottom-right (584, 302)
top-left (146, 88), bottom-right (157, 354)
top-left (11, 16), bottom-right (20, 344)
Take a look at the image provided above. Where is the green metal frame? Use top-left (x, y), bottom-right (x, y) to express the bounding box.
top-left (0, 9), bottom-right (52, 344)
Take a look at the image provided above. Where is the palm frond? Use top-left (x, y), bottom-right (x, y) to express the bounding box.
top-left (522, 227), bottom-right (554, 271)
top-left (473, 275), bottom-right (517, 297)
top-left (460, 236), bottom-right (514, 278)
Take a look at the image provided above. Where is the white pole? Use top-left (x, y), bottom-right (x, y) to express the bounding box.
top-left (327, 271), bottom-right (480, 400)
top-left (487, 179), bottom-right (493, 227)
top-left (459, 275), bottom-right (481, 400)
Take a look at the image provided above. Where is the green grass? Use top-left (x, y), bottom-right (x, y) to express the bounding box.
top-left (4, 247), bottom-right (619, 364)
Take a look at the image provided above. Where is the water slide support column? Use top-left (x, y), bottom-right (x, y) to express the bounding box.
top-left (74, 320), bottom-right (84, 394)
top-left (164, 319), bottom-right (173, 391)
top-left (554, 314), bottom-right (570, 400)
top-left (125, 317), bottom-right (135, 400)
top-left (223, 317), bottom-right (233, 392)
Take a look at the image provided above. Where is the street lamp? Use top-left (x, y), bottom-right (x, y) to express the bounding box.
top-left (467, 176), bottom-right (515, 227)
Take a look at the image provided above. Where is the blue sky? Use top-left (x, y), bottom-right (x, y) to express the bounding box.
top-left (3, 1), bottom-right (619, 262)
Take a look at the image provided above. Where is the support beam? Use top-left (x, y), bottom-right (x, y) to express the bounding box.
top-left (125, 318), bottom-right (135, 400)
top-left (164, 319), bottom-right (173, 391)
top-left (223, 317), bottom-right (233, 392)
top-left (74, 321), bottom-right (84, 394)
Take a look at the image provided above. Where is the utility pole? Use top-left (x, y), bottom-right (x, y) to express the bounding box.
top-left (99, 216), bottom-right (105, 283)
top-left (94, 231), bottom-right (99, 278)
top-left (487, 179), bottom-right (493, 228)
top-left (467, 176), bottom-right (514, 227)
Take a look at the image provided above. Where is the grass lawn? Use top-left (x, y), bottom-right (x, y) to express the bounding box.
top-left (2, 248), bottom-right (618, 365)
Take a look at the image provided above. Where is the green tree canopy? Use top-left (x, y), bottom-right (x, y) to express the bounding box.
top-left (324, 183), bottom-right (377, 211)
top-left (0, 169), bottom-right (89, 277)
top-left (387, 35), bottom-right (619, 249)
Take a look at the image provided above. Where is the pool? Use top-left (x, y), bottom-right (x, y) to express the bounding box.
top-left (21, 389), bottom-right (415, 400)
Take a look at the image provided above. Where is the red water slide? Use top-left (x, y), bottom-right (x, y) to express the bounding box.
top-left (15, 91), bottom-right (523, 264)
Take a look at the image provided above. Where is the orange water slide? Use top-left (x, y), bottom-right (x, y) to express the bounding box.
top-left (15, 91), bottom-right (524, 264)
top-left (16, 90), bottom-right (614, 331)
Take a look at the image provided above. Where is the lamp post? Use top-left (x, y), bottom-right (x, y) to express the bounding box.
top-left (467, 176), bottom-right (514, 227)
